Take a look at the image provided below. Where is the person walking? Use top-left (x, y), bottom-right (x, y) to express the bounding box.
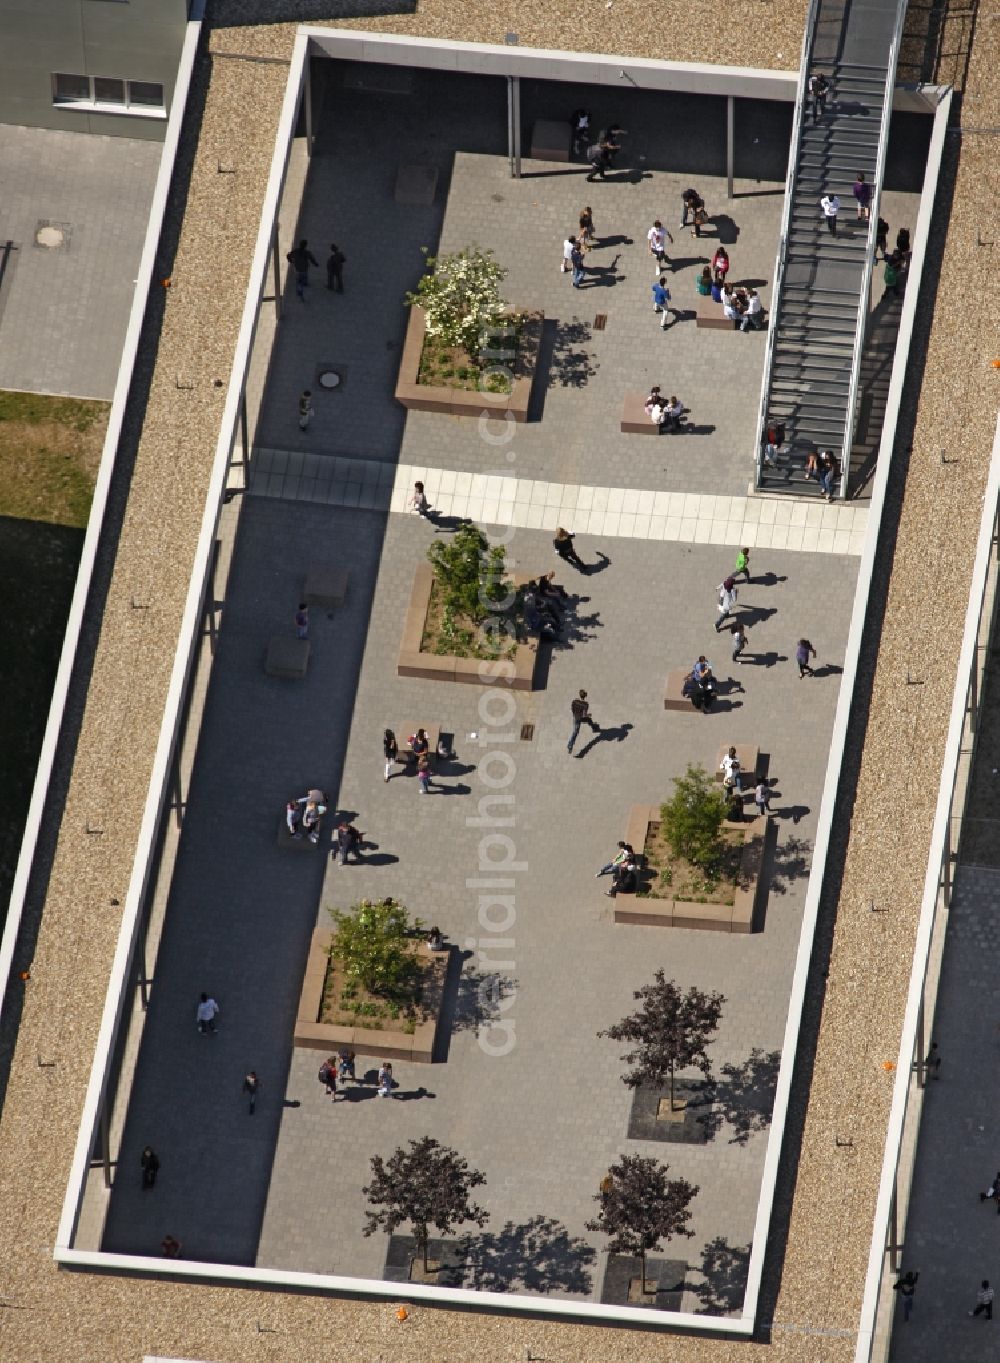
top-left (140, 1145), bottom-right (160, 1189)
top-left (796, 638), bottom-right (817, 678)
top-left (652, 276), bottom-right (672, 330)
top-left (735, 546), bottom-right (751, 583)
top-left (196, 992), bottom-right (219, 1035)
top-left (731, 620), bottom-right (750, 664)
top-left (377, 1061), bottom-right (394, 1097)
top-left (568, 689), bottom-right (599, 754)
top-left (383, 728), bottom-right (398, 782)
top-left (579, 206), bottom-right (596, 249)
top-left (807, 70), bottom-right (829, 121)
top-left (298, 389), bottom-right (313, 432)
top-left (720, 746), bottom-right (743, 794)
top-left (325, 242), bottom-right (346, 292)
top-left (417, 753), bottom-right (433, 795)
top-left (243, 1070), bottom-right (260, 1115)
top-left (286, 239), bottom-right (318, 300)
top-left (596, 841), bottom-right (634, 878)
top-left (585, 140), bottom-right (612, 182)
top-left (754, 780), bottom-right (771, 818)
top-left (570, 243), bottom-right (587, 289)
top-left (893, 1270), bottom-right (918, 1322)
top-left (335, 822), bottom-right (363, 866)
top-left (740, 289), bottom-right (763, 331)
top-left (883, 254), bottom-right (901, 299)
top-left (295, 602), bottom-right (309, 639)
top-left (570, 107), bottom-right (591, 156)
top-left (680, 187), bottom-right (705, 230)
top-left (820, 192), bottom-right (840, 236)
top-left (970, 1279), bottom-right (994, 1319)
top-left (853, 172), bottom-right (871, 221)
top-left (408, 480), bottom-right (430, 516)
top-left (301, 793), bottom-right (326, 844)
top-left (319, 1056), bottom-right (339, 1098)
top-left (818, 449), bottom-right (839, 501)
top-left (924, 1041), bottom-right (942, 1078)
top-left (554, 527), bottom-right (586, 571)
top-left (561, 235), bottom-right (577, 273)
top-left (647, 220), bottom-right (674, 273)
top-left (875, 216), bottom-right (889, 260)
top-left (715, 575), bottom-right (739, 632)
top-left (979, 1170), bottom-right (1000, 1206)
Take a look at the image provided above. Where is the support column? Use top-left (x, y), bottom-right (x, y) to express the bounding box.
top-left (239, 389), bottom-right (249, 467)
top-left (915, 999), bottom-right (925, 1088)
top-left (726, 95), bottom-right (735, 200)
top-left (507, 76), bottom-right (521, 179)
top-left (100, 1103), bottom-right (112, 1189)
top-left (887, 1185), bottom-right (901, 1273)
top-left (304, 55), bottom-right (314, 157)
top-left (271, 224), bottom-right (282, 321)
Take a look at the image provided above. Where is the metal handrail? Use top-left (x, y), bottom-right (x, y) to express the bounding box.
top-left (839, 17), bottom-right (907, 497)
top-left (752, 0), bottom-right (823, 491)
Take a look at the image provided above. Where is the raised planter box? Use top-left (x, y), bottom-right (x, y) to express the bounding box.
top-left (397, 562), bottom-right (539, 690)
top-left (613, 805), bottom-right (772, 934)
top-left (294, 929), bottom-right (446, 1063)
top-left (395, 306), bottom-right (543, 422)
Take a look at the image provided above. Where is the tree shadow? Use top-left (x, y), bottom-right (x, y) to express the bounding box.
top-left (448, 955), bottom-right (518, 1036)
top-left (691, 1236), bottom-right (752, 1314)
top-left (574, 721), bottom-right (634, 759)
top-left (542, 317), bottom-right (600, 391)
top-left (458, 1215), bottom-right (596, 1295)
top-left (695, 1049), bottom-right (782, 1146)
top-left (764, 830), bottom-right (812, 894)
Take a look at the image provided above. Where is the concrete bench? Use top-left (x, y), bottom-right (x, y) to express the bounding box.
top-left (265, 635), bottom-right (309, 678)
top-left (529, 119), bottom-right (570, 161)
top-left (696, 305), bottom-right (735, 331)
top-left (621, 391), bottom-right (662, 435)
top-left (663, 667), bottom-right (693, 711)
top-left (304, 565), bottom-right (348, 609)
top-left (715, 743), bottom-right (760, 784)
top-left (396, 723), bottom-right (442, 764)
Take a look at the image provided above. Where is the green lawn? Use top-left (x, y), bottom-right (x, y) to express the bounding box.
top-left (0, 391), bottom-right (107, 923)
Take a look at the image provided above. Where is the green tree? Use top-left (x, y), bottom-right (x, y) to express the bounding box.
top-left (405, 246), bottom-right (508, 360)
top-left (363, 1136), bottom-right (489, 1271)
top-left (587, 1154), bottom-right (697, 1296)
top-left (427, 523), bottom-right (513, 625)
top-left (599, 970), bottom-right (725, 1111)
top-left (660, 763), bottom-right (729, 874)
top-left (329, 898), bottom-right (423, 1002)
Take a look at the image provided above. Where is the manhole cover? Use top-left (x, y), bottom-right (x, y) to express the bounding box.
top-left (34, 220), bottom-right (71, 250)
top-left (317, 367), bottom-right (344, 390)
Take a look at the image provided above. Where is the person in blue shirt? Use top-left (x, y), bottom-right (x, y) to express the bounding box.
top-left (651, 276), bottom-right (672, 330)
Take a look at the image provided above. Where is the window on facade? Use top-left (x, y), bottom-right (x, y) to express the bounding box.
top-left (128, 81), bottom-right (164, 107)
top-left (51, 74), bottom-right (165, 113)
top-left (93, 76), bottom-right (126, 104)
top-left (53, 73), bottom-right (91, 103)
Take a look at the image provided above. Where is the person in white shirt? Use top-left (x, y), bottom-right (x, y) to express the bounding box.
top-left (720, 746), bottom-right (743, 791)
top-left (561, 236), bottom-right (576, 273)
top-left (197, 993), bottom-right (220, 1034)
top-left (662, 395), bottom-right (685, 432)
top-left (723, 296), bottom-right (741, 329)
top-left (820, 193), bottom-right (840, 236)
top-left (647, 219), bottom-right (674, 273)
top-left (740, 289), bottom-right (763, 331)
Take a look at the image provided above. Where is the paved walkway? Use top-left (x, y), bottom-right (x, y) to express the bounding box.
top-left (248, 449), bottom-right (869, 554)
top-left (885, 861), bottom-right (1000, 1358)
top-left (0, 124), bottom-right (160, 399)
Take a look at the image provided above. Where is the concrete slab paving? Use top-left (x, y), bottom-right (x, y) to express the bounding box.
top-left (0, 124), bottom-right (160, 399)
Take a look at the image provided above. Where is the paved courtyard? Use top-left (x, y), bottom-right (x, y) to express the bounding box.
top-left (0, 124), bottom-right (160, 399)
top-left (100, 66), bottom-right (864, 1316)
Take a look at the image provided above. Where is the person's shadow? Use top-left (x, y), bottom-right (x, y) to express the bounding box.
top-left (582, 549), bottom-right (611, 575)
top-left (574, 721), bottom-right (634, 759)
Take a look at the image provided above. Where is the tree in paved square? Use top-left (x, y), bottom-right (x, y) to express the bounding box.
top-left (660, 762), bottom-right (729, 876)
top-left (405, 245), bottom-right (508, 362)
top-left (600, 970), bottom-right (725, 1113)
top-left (587, 1153), bottom-right (697, 1296)
top-left (363, 1136), bottom-right (489, 1272)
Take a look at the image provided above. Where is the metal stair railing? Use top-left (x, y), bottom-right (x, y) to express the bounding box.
top-left (752, 0), bottom-right (822, 490)
top-left (838, 14), bottom-right (907, 497)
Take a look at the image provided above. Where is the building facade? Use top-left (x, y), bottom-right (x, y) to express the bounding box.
top-left (0, 0), bottom-right (189, 140)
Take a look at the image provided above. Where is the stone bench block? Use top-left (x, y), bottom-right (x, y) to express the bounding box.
top-left (304, 565), bottom-right (348, 609)
top-left (696, 306), bottom-right (735, 330)
top-left (621, 391), bottom-right (661, 435)
top-left (663, 667), bottom-right (692, 711)
top-left (265, 635), bottom-right (309, 679)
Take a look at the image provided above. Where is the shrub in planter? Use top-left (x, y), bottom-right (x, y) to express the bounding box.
top-left (405, 246), bottom-right (508, 363)
top-left (427, 524), bottom-right (514, 627)
top-left (660, 764), bottom-right (729, 877)
top-left (329, 898), bottom-right (425, 1004)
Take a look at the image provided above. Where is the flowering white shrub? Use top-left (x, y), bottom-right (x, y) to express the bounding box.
top-left (405, 246), bottom-right (508, 360)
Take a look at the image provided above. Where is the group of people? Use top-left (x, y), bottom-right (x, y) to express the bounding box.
top-left (644, 386), bottom-right (686, 431)
top-left (567, 113), bottom-right (627, 181)
top-left (521, 572), bottom-right (571, 641)
top-left (285, 796), bottom-right (363, 858)
top-left (763, 419), bottom-right (841, 501)
top-left (316, 1053), bottom-right (398, 1100)
top-left (561, 205), bottom-right (598, 286)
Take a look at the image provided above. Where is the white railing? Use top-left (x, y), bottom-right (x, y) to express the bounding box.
top-left (752, 0), bottom-right (822, 489)
top-left (838, 21), bottom-right (906, 497)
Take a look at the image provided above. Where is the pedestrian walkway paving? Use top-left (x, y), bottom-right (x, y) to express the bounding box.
top-left (246, 448), bottom-right (869, 554)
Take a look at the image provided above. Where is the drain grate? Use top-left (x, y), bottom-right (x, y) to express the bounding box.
top-left (593, 313), bottom-right (607, 330)
top-left (520, 723), bottom-right (535, 741)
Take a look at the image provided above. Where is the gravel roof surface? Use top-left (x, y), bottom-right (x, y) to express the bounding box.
top-left (0, 4), bottom-right (996, 1362)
